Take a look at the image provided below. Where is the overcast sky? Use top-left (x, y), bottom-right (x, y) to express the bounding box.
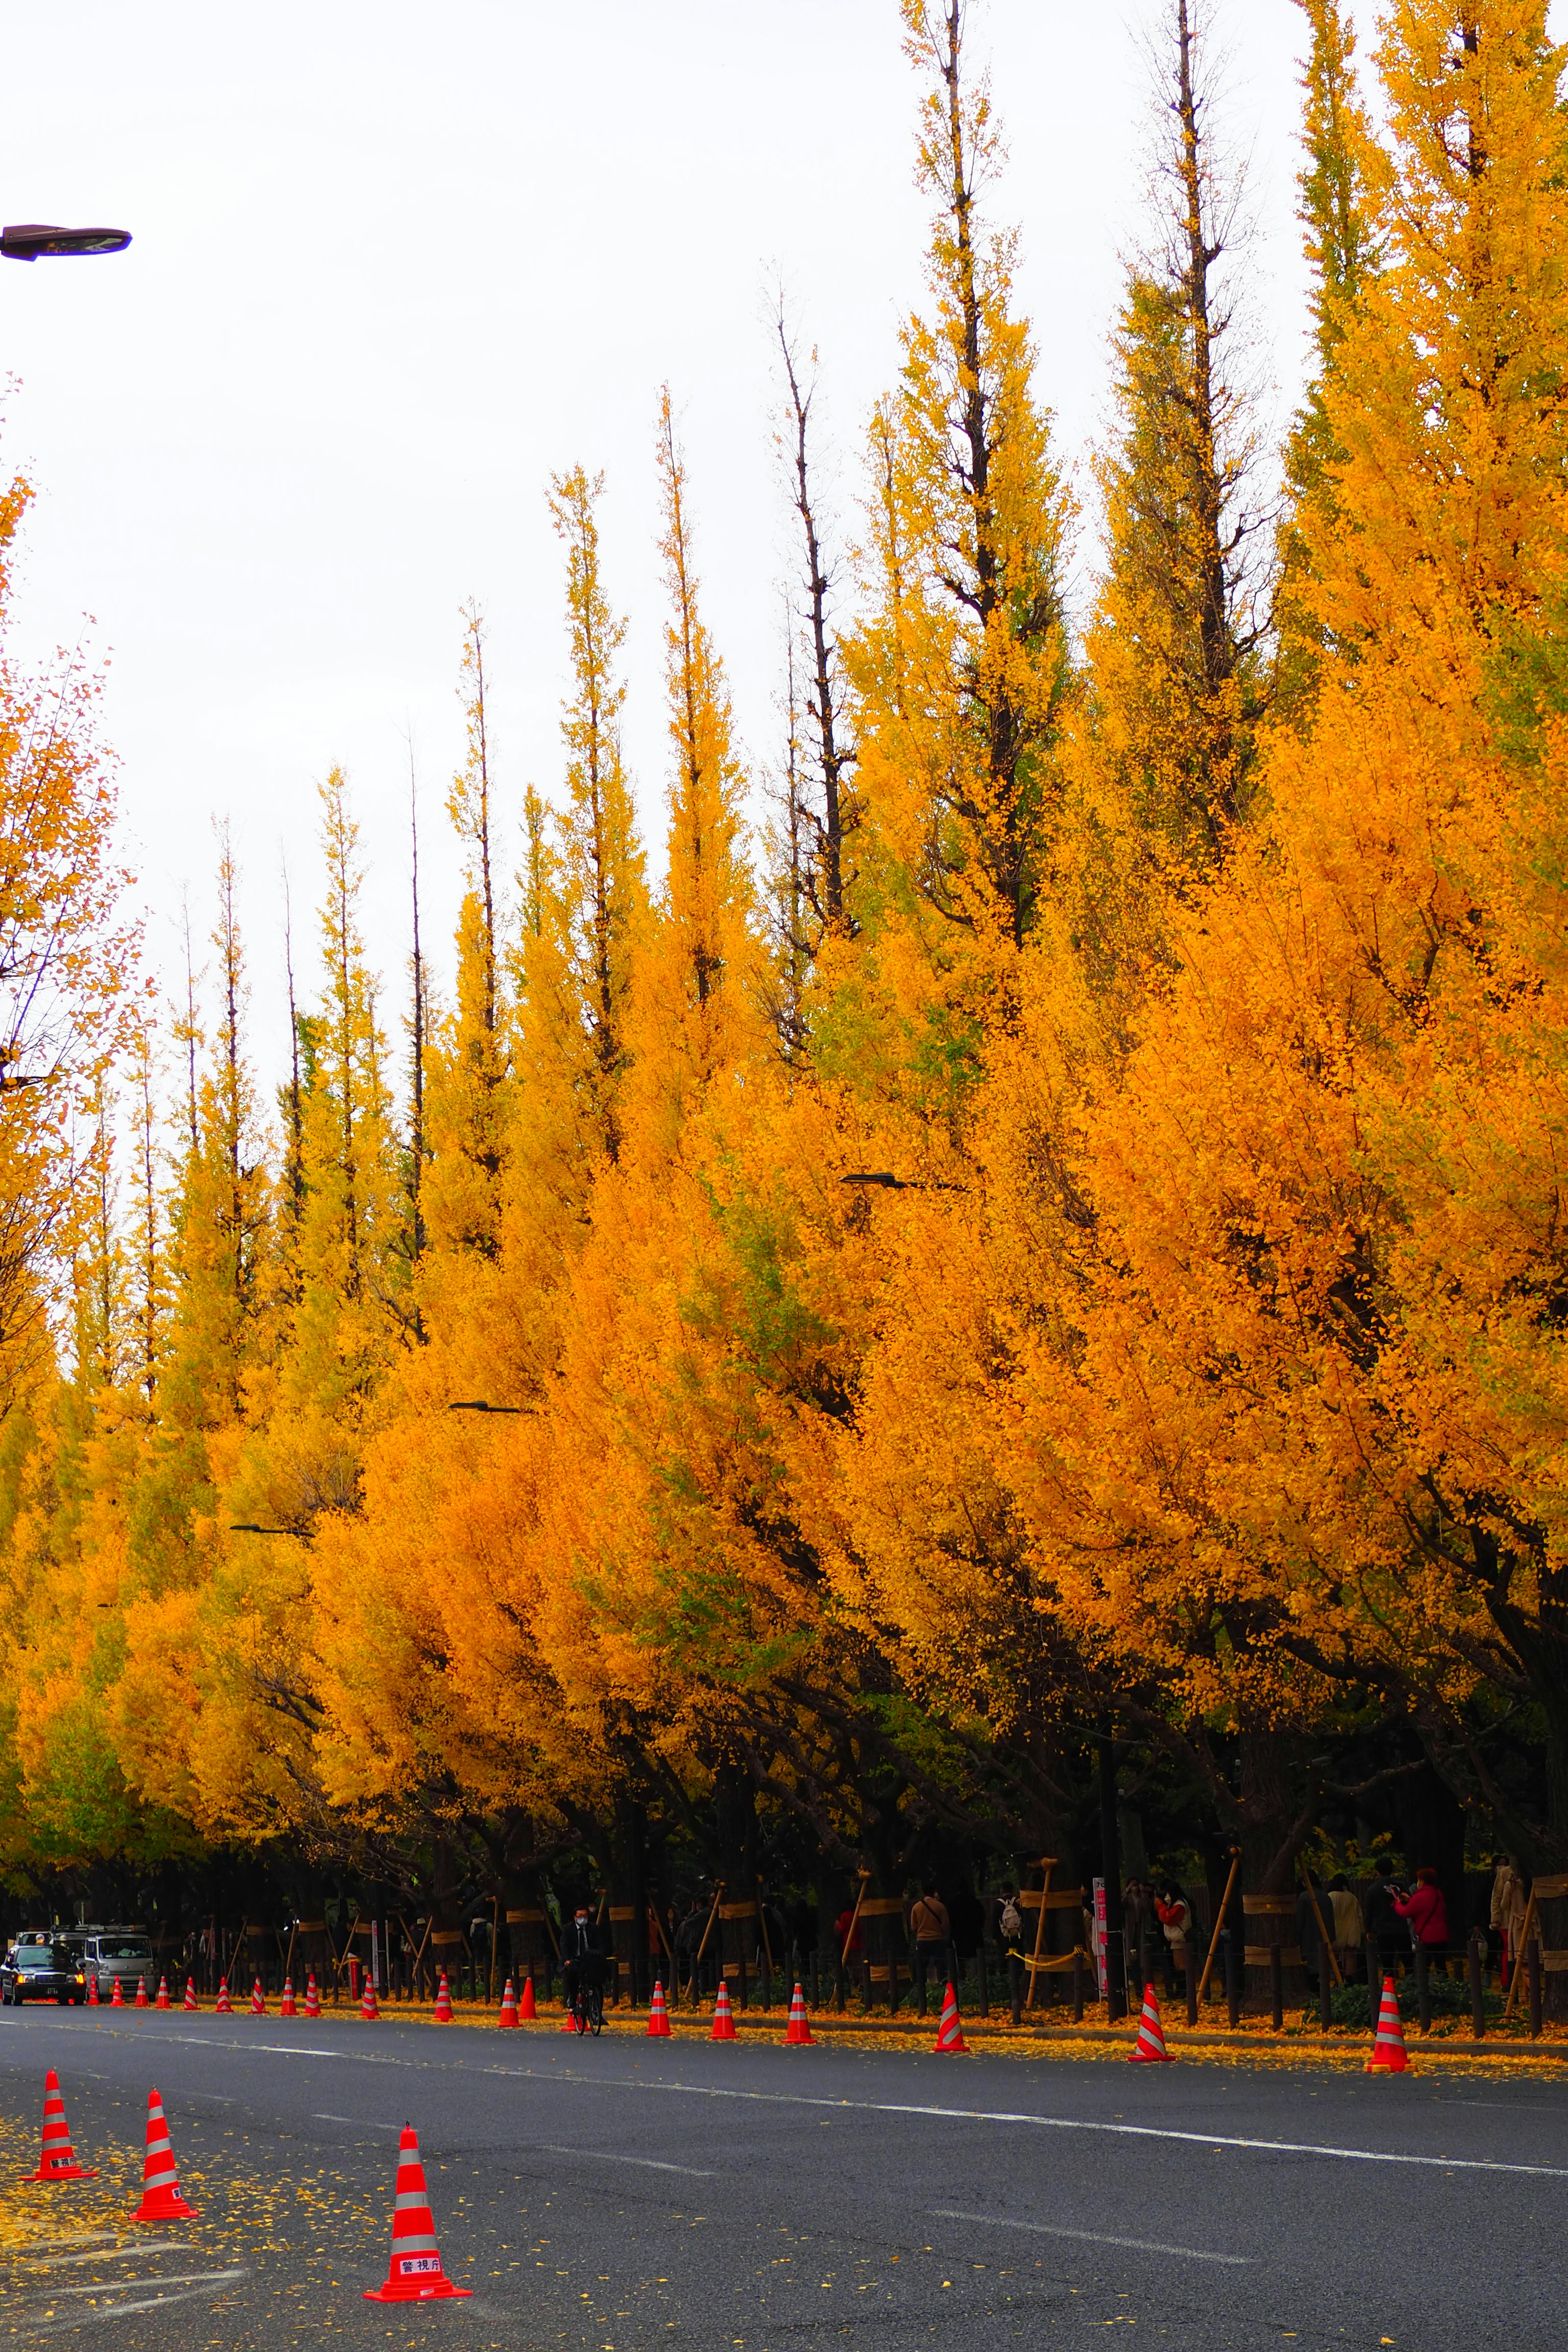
top-left (3, 0), bottom-right (1380, 1086)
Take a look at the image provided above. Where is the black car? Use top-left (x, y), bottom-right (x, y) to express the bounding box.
top-left (2, 1941), bottom-right (88, 2005)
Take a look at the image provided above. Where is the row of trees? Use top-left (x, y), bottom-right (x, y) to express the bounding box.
top-left (2, 0), bottom-right (1566, 1963)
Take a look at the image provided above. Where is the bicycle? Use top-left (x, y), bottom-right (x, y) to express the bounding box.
top-left (566, 1973), bottom-right (604, 2036)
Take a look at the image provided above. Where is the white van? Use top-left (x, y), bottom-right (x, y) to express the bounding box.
top-left (80, 1926), bottom-right (156, 1993)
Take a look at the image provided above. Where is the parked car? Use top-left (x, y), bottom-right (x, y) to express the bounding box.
top-left (2, 1940), bottom-right (87, 2005)
top-left (79, 1927), bottom-right (156, 1994)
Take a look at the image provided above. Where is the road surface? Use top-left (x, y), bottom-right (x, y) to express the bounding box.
top-left (0, 2005), bottom-right (1560, 2345)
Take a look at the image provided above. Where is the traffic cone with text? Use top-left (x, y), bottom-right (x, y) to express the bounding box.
top-left (1365, 1976), bottom-right (1411, 2075)
top-left (1129, 1984), bottom-right (1173, 2062)
top-left (214, 1977), bottom-right (232, 2015)
top-left (646, 1980), bottom-right (671, 2038)
top-left (183, 1978), bottom-right (198, 2013)
top-left (304, 1972), bottom-right (321, 2018)
top-left (497, 1979), bottom-right (519, 2028)
top-left (518, 1972), bottom-right (536, 2020)
top-left (155, 1976), bottom-right (169, 2010)
top-left (24, 2069), bottom-right (97, 2181)
top-left (932, 1982), bottom-right (969, 2054)
top-left (132, 2088), bottom-right (198, 2222)
top-left (363, 2123), bottom-right (471, 2302)
top-left (784, 1983), bottom-right (815, 2046)
top-left (279, 1976), bottom-right (297, 2017)
top-left (709, 1983), bottom-right (737, 2042)
top-left (434, 1970), bottom-right (454, 2022)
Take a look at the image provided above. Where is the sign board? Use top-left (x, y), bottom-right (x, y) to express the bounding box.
top-left (1092, 1877), bottom-right (1108, 1997)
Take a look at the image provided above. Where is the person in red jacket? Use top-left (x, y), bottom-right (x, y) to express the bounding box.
top-left (1394, 1868), bottom-right (1449, 1967)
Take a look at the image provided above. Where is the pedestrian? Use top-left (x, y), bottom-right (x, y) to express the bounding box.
top-left (1363, 1858), bottom-right (1408, 1976)
top-left (1154, 1881), bottom-right (1190, 1998)
top-left (995, 1882), bottom-right (1025, 2018)
top-left (1490, 1853), bottom-right (1527, 1986)
top-left (1394, 1867), bottom-right (1449, 1970)
top-left (908, 1882), bottom-right (951, 2015)
top-left (1327, 1874), bottom-right (1364, 1982)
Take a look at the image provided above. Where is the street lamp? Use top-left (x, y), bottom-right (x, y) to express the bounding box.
top-left (2, 224), bottom-right (131, 262)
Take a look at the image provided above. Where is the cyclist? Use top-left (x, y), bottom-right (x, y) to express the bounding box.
top-left (560, 1903), bottom-right (604, 2028)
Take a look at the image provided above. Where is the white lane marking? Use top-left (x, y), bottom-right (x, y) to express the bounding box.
top-left (45, 2028), bottom-right (1568, 2182)
top-left (467, 2067), bottom-right (1568, 2182)
top-left (33, 2268), bottom-right (248, 2297)
top-left (18, 2241), bottom-right (188, 2269)
top-left (243, 2043), bottom-right (340, 2057)
top-left (312, 2113), bottom-right (401, 2129)
top-left (1, 2232), bottom-right (118, 2252)
top-left (32, 2274), bottom-right (247, 2327)
top-left (933, 2207), bottom-right (1250, 2265)
top-left (62, 2029), bottom-right (343, 2057)
top-left (536, 2142), bottom-right (716, 2177)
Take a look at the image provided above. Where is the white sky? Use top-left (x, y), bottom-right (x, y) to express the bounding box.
top-left (3, 0), bottom-right (1360, 1088)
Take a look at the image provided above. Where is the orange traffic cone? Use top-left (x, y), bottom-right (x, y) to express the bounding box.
top-left (183, 1978), bottom-right (198, 2013)
top-left (434, 1970), bottom-right (454, 2023)
top-left (132, 2088), bottom-right (198, 2222)
top-left (134, 1977), bottom-right (149, 2009)
top-left (518, 1973), bottom-right (536, 2020)
top-left (304, 1972), bottom-right (321, 2018)
top-left (279, 1976), bottom-right (297, 2018)
top-left (361, 1976), bottom-right (380, 2021)
top-left (497, 1980), bottom-right (519, 2029)
top-left (111, 1977), bottom-right (125, 2008)
top-left (155, 1976), bottom-right (169, 2011)
top-left (1366, 1976), bottom-right (1411, 2075)
top-left (214, 1977), bottom-right (232, 2015)
top-left (559, 1997), bottom-right (575, 2032)
top-left (363, 2123), bottom-right (471, 2303)
top-left (249, 1977), bottom-right (267, 2016)
top-left (1129, 1984), bottom-right (1173, 2063)
top-left (784, 1983), bottom-right (815, 2046)
top-left (710, 1984), bottom-right (737, 2042)
top-left (25, 2069), bottom-right (98, 2182)
top-left (932, 1982), bottom-right (969, 2054)
top-left (647, 1980), bottom-right (672, 2038)
top-left (87, 1973), bottom-right (99, 2007)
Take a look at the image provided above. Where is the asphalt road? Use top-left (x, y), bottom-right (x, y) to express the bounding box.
top-left (0, 2007), bottom-right (1561, 2348)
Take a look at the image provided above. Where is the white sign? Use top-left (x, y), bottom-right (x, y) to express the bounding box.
top-left (371, 1918), bottom-right (380, 1991)
top-left (1092, 1877), bottom-right (1108, 1997)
